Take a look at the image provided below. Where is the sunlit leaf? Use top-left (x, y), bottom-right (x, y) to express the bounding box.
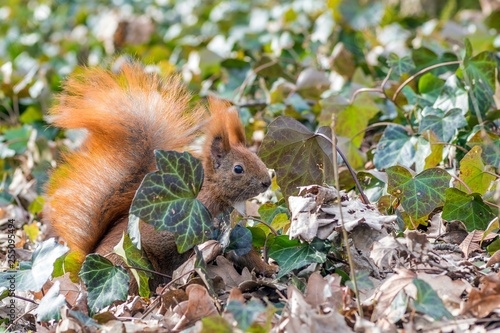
top-left (456, 146), bottom-right (495, 195)
top-left (387, 166), bottom-right (451, 220)
top-left (374, 126), bottom-right (416, 170)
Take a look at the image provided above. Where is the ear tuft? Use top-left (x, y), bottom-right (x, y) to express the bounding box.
top-left (208, 97), bottom-right (246, 146)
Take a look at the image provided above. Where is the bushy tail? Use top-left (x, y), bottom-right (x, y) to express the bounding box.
top-left (44, 63), bottom-right (205, 258)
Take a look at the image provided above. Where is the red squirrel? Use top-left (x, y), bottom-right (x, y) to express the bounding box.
top-left (43, 62), bottom-right (272, 289)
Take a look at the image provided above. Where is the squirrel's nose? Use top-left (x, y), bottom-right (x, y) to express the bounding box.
top-left (262, 180), bottom-right (271, 189)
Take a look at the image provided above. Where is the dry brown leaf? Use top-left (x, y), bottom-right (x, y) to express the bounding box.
top-left (372, 268), bottom-right (416, 321)
top-left (463, 272), bottom-right (500, 317)
top-left (173, 284), bottom-right (218, 330)
top-left (370, 235), bottom-right (408, 270)
top-left (172, 240), bottom-right (222, 284)
top-left (227, 287), bottom-right (246, 303)
top-left (304, 272), bottom-right (343, 312)
top-left (459, 230), bottom-right (496, 258)
top-left (161, 289), bottom-right (188, 311)
top-left (288, 185), bottom-right (396, 242)
top-left (207, 255), bottom-right (253, 289)
top-left (285, 285), bottom-right (353, 333)
top-left (486, 250), bottom-right (500, 267)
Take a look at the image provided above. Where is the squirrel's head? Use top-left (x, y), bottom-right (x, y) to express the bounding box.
top-left (200, 98), bottom-right (271, 215)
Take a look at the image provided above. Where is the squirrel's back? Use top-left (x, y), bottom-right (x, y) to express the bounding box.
top-left (44, 64), bottom-right (205, 259)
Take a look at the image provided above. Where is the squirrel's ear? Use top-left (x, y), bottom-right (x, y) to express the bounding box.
top-left (210, 135), bottom-right (228, 169)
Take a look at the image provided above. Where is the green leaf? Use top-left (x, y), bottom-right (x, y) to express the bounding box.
top-left (79, 254), bottom-right (129, 315)
top-left (34, 281), bottom-right (67, 322)
top-left (459, 51), bottom-right (496, 116)
top-left (387, 166), bottom-right (451, 220)
top-left (201, 316), bottom-right (233, 333)
top-left (113, 234), bottom-right (154, 298)
top-left (387, 54), bottom-right (415, 76)
top-left (412, 278), bottom-right (453, 320)
top-left (374, 126), bottom-right (416, 170)
top-left (268, 236), bottom-right (326, 278)
top-left (130, 150), bottom-right (212, 253)
top-left (258, 202), bottom-right (289, 224)
top-left (0, 239), bottom-right (68, 292)
top-left (457, 146), bottom-right (495, 195)
top-left (225, 300), bottom-right (267, 331)
top-left (339, 1), bottom-right (384, 30)
top-left (442, 188), bottom-right (495, 232)
top-left (226, 225), bottom-right (252, 256)
top-left (259, 116), bottom-right (334, 199)
top-left (467, 131), bottom-right (500, 168)
top-left (419, 107), bottom-right (467, 142)
top-left (248, 227), bottom-right (267, 248)
top-left (418, 73), bottom-right (445, 104)
top-left (20, 106), bottom-right (43, 124)
top-left (433, 74), bottom-right (468, 112)
top-left (336, 93), bottom-right (379, 148)
top-left (4, 126), bottom-right (31, 154)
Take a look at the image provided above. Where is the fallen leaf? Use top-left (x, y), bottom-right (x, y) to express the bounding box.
top-left (486, 250), bottom-right (500, 267)
top-left (207, 256), bottom-right (253, 289)
top-left (463, 272), bottom-right (500, 317)
top-left (285, 285), bottom-right (353, 333)
top-left (373, 268), bottom-right (416, 321)
top-left (173, 284), bottom-right (218, 330)
top-left (370, 236), bottom-right (408, 270)
top-left (459, 230), bottom-right (497, 258)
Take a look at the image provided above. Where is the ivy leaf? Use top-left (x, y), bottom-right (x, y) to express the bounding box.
top-left (456, 146), bottom-right (495, 195)
top-left (79, 254), bottom-right (129, 315)
top-left (373, 126), bottom-right (416, 170)
top-left (34, 281), bottom-right (67, 322)
top-left (433, 74), bottom-right (469, 113)
top-left (387, 166), bottom-right (451, 220)
top-left (419, 130), bottom-right (443, 171)
top-left (259, 116), bottom-right (334, 199)
top-left (225, 300), bottom-right (267, 331)
top-left (459, 51), bottom-right (496, 116)
top-left (339, 1), bottom-right (384, 30)
top-left (442, 188), bottom-right (495, 232)
top-left (226, 225), bottom-right (252, 256)
top-left (418, 73), bottom-right (445, 105)
top-left (412, 278), bottom-right (453, 320)
top-left (258, 202), bottom-right (290, 224)
top-left (113, 234), bottom-right (154, 298)
top-left (387, 53), bottom-right (415, 76)
top-left (130, 150), bottom-right (212, 253)
top-left (419, 107), bottom-right (467, 142)
top-left (0, 238), bottom-right (68, 292)
top-left (468, 131), bottom-right (500, 168)
top-left (268, 236), bottom-right (326, 278)
top-left (480, 140), bottom-right (500, 169)
top-left (336, 93), bottom-right (379, 148)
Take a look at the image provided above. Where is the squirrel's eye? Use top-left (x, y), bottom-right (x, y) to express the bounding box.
top-left (233, 165), bottom-right (244, 174)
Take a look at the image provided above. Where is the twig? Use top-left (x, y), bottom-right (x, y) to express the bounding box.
top-left (392, 60), bottom-right (460, 102)
top-left (240, 217), bottom-right (278, 236)
top-left (330, 113), bottom-right (363, 318)
top-left (448, 173), bottom-right (472, 194)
